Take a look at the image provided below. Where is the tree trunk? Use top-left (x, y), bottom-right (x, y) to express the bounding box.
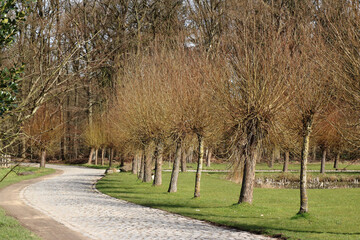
top-left (131, 157), bottom-right (137, 175)
top-left (60, 132), bottom-right (65, 161)
top-left (153, 141), bottom-right (163, 186)
top-left (74, 84), bottom-right (79, 160)
top-left (312, 145), bottom-right (316, 162)
top-left (187, 146), bottom-right (194, 163)
top-left (108, 148), bottom-right (111, 165)
top-left (137, 151), bottom-right (142, 177)
top-left (30, 144), bottom-right (33, 161)
top-left (94, 148), bottom-right (99, 165)
top-left (109, 148), bottom-right (113, 168)
top-left (120, 154), bottom-right (125, 167)
top-left (238, 119), bottom-right (262, 204)
top-left (21, 137), bottom-right (26, 159)
top-left (320, 148), bottom-right (326, 174)
top-left (168, 140), bottom-right (182, 193)
top-left (138, 149), bottom-right (145, 180)
top-left (238, 141), bottom-right (260, 204)
top-left (65, 95), bottom-right (71, 160)
top-left (194, 134), bottom-right (204, 198)
top-left (204, 148), bottom-right (209, 163)
top-left (132, 152), bottom-right (139, 175)
top-left (206, 148), bottom-right (212, 167)
top-left (60, 102), bottom-right (66, 161)
top-left (17, 141), bottom-right (22, 158)
top-left (168, 153), bottom-right (172, 169)
top-left (299, 114), bottom-right (313, 214)
top-left (334, 152), bottom-right (340, 169)
top-left (88, 148), bottom-right (94, 164)
top-left (269, 149), bottom-right (275, 168)
top-left (143, 142), bottom-right (154, 183)
top-left (40, 150), bottom-right (46, 168)
top-left (180, 147), bottom-right (187, 172)
top-left (283, 151), bottom-right (289, 172)
top-left (101, 148), bottom-right (105, 166)
top-left (274, 145), bottom-right (281, 160)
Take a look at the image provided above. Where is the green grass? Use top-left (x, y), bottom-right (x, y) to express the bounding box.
top-left (162, 162), bottom-right (230, 171)
top-left (256, 162), bottom-right (360, 171)
top-left (97, 171), bottom-right (360, 240)
top-left (0, 166), bottom-right (55, 240)
top-left (79, 164), bottom-right (110, 169)
top-left (256, 171), bottom-right (360, 179)
top-left (163, 161), bottom-right (360, 171)
top-left (82, 161), bottom-right (360, 172)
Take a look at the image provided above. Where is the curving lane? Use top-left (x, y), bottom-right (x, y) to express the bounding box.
top-left (22, 165), bottom-right (273, 240)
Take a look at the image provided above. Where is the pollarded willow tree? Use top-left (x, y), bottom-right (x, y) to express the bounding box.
top-left (116, 49), bottom-right (174, 184)
top-left (168, 49), bottom-right (222, 198)
top-left (160, 48), bottom-right (223, 196)
top-left (268, 106), bottom-right (302, 173)
top-left (83, 115), bottom-right (107, 165)
top-left (116, 45), bottom-right (222, 194)
top-left (211, 1), bottom-right (294, 204)
top-left (313, 105), bottom-right (348, 173)
top-left (23, 103), bottom-right (61, 167)
top-left (317, 1), bottom-right (360, 148)
top-left (289, 22), bottom-right (335, 214)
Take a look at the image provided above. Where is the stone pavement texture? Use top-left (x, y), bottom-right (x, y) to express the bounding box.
top-left (22, 165), bottom-right (273, 240)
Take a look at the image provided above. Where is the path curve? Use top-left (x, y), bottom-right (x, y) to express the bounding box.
top-left (0, 169), bottom-right (88, 240)
top-left (20, 164), bottom-right (272, 240)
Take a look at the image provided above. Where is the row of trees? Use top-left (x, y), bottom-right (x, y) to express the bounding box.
top-left (84, 1), bottom-right (360, 214)
top-left (1, 0), bottom-right (359, 214)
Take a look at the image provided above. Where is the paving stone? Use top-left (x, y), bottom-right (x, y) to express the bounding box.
top-left (22, 165), bottom-right (274, 240)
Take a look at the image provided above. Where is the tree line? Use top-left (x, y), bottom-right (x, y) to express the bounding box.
top-left (1, 0), bottom-right (359, 214)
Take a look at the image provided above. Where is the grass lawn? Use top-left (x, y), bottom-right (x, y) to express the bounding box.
top-left (256, 162), bottom-right (360, 171)
top-left (175, 161), bottom-right (360, 171)
top-left (85, 161), bottom-right (360, 172)
top-left (97, 171), bottom-right (360, 240)
top-left (0, 166), bottom-right (55, 240)
top-left (82, 162), bottom-right (230, 171)
top-left (79, 163), bottom-right (110, 169)
top-left (162, 162), bottom-right (230, 171)
top-left (256, 171), bottom-right (360, 179)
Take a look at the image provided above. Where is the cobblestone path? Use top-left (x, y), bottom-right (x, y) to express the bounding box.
top-left (22, 165), bottom-right (273, 240)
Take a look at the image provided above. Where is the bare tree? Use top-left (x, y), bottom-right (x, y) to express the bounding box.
top-left (23, 104), bottom-right (61, 167)
top-left (290, 25), bottom-right (333, 215)
top-left (317, 1), bottom-right (360, 147)
top-left (212, 1), bottom-right (293, 204)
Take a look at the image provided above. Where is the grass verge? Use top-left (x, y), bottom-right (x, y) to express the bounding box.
top-left (96, 171), bottom-right (360, 240)
top-left (0, 166), bottom-right (55, 240)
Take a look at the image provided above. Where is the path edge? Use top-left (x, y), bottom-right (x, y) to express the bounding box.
top-left (0, 167), bottom-right (88, 240)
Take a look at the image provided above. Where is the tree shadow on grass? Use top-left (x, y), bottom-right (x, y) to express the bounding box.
top-left (181, 212), bottom-right (360, 238)
top-left (101, 189), bottom-right (164, 196)
top-left (121, 200), bottom-right (360, 238)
